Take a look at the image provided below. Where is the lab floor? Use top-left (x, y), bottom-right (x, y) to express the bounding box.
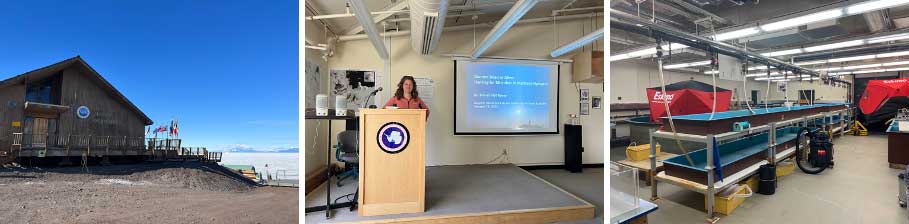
top-left (612, 134), bottom-right (908, 223)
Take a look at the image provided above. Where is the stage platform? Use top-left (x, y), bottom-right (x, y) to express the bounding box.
top-left (304, 164), bottom-right (596, 224)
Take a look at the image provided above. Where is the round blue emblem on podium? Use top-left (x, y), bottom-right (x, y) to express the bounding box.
top-left (377, 122), bottom-right (409, 154)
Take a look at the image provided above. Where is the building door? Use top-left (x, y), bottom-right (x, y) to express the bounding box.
top-left (751, 90), bottom-right (759, 105)
top-left (798, 90), bottom-right (816, 104)
top-left (24, 117), bottom-right (56, 147)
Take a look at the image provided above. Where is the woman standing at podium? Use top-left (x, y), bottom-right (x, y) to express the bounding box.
top-left (384, 76), bottom-right (430, 119)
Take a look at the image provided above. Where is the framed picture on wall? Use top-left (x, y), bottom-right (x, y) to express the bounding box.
top-left (592, 97), bottom-right (601, 109)
top-left (580, 103), bottom-right (590, 115)
top-left (580, 89), bottom-right (590, 103)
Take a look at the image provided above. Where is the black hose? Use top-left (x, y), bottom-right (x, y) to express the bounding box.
top-left (795, 127), bottom-right (826, 174)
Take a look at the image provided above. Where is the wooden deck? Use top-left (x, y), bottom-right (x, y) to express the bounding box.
top-left (3, 134), bottom-right (221, 163)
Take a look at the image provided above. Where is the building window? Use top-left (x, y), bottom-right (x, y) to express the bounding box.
top-left (25, 75), bottom-right (60, 104)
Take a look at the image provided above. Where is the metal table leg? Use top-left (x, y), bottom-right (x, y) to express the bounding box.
top-left (705, 134), bottom-right (717, 223)
top-left (326, 121), bottom-right (332, 219)
top-left (649, 127), bottom-right (659, 201)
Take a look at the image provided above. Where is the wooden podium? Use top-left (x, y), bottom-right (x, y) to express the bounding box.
top-left (358, 109), bottom-right (427, 216)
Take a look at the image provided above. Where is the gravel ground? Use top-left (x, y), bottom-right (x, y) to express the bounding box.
top-left (0, 162), bottom-right (298, 224)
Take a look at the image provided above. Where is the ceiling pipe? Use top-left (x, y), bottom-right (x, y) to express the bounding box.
top-left (348, 0), bottom-right (388, 59)
top-left (552, 6), bottom-right (604, 14)
top-left (385, 11), bottom-right (484, 23)
top-left (305, 10), bottom-right (409, 20)
top-left (470, 0), bottom-right (540, 59)
top-left (550, 28), bottom-right (604, 58)
top-left (670, 0), bottom-right (730, 24)
top-left (338, 13), bottom-right (601, 41)
top-left (343, 0), bottom-right (409, 35)
top-left (308, 0), bottom-right (541, 21)
top-left (612, 0), bottom-right (909, 61)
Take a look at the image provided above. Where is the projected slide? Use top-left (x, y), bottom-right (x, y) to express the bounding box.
top-left (455, 58), bottom-right (559, 135)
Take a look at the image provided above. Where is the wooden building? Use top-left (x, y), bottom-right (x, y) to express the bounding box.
top-left (0, 56), bottom-right (154, 163)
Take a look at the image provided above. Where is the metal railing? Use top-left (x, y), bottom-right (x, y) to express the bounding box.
top-left (10, 133), bottom-right (174, 155)
top-left (648, 107), bottom-right (851, 222)
top-left (178, 147), bottom-right (218, 161)
top-left (7, 133), bottom-right (223, 162)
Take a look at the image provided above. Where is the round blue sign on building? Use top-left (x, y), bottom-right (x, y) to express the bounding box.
top-left (377, 122), bottom-right (409, 154)
top-left (77, 106), bottom-right (90, 119)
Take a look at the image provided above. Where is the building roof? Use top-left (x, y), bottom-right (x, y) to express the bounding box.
top-left (0, 56), bottom-right (153, 125)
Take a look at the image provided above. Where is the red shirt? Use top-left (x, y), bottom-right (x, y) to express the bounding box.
top-left (384, 96), bottom-right (430, 118)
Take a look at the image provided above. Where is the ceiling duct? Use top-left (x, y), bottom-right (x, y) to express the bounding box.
top-left (409, 0), bottom-right (450, 55)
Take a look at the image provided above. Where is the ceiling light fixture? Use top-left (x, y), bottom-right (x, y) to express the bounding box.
top-left (761, 9), bottom-right (843, 32)
top-left (846, 0), bottom-right (909, 15)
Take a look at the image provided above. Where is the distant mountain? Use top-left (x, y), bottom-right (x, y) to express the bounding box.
top-left (276, 148), bottom-right (299, 153)
top-left (220, 147), bottom-right (299, 153)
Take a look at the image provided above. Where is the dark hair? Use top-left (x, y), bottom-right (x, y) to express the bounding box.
top-left (394, 76), bottom-right (419, 100)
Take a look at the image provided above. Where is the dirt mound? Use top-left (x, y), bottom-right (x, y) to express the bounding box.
top-left (0, 163), bottom-right (255, 192)
top-left (127, 168), bottom-right (253, 192)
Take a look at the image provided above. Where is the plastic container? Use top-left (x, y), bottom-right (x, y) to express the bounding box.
top-left (740, 174), bottom-right (759, 191)
top-left (706, 184), bottom-right (753, 215)
top-left (625, 143), bottom-right (661, 161)
top-left (610, 162), bottom-right (640, 218)
top-left (758, 164), bottom-right (777, 195)
top-left (777, 160), bottom-right (796, 177)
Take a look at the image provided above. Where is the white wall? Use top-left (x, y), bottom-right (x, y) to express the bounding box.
top-left (303, 19), bottom-right (330, 177)
top-left (320, 17), bottom-right (604, 166)
top-left (610, 60), bottom-right (850, 105)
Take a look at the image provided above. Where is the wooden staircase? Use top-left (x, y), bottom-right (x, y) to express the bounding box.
top-left (1, 135), bottom-right (21, 165)
top-left (0, 147), bottom-right (16, 165)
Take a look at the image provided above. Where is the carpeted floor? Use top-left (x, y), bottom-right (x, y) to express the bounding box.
top-left (304, 164), bottom-right (594, 223)
top-left (529, 167), bottom-right (605, 224)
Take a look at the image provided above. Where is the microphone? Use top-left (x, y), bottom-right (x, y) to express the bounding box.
top-left (369, 87), bottom-right (383, 95)
top-left (364, 87), bottom-right (383, 108)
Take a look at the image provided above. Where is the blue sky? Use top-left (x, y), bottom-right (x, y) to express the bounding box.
top-left (0, 1), bottom-right (298, 151)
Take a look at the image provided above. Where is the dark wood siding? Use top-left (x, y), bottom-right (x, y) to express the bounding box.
top-left (0, 84), bottom-right (25, 147)
top-left (58, 66), bottom-right (145, 138)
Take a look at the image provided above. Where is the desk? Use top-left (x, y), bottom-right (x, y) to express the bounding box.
top-left (305, 108), bottom-right (355, 219)
top-left (888, 121), bottom-right (909, 166)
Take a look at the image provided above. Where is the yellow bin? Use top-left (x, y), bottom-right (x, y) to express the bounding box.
top-left (739, 174), bottom-right (759, 191)
top-left (626, 143), bottom-right (661, 161)
top-left (777, 160), bottom-right (795, 177)
top-left (706, 184), bottom-right (753, 215)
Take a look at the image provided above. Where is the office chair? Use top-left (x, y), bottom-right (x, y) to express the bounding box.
top-left (335, 130), bottom-right (358, 187)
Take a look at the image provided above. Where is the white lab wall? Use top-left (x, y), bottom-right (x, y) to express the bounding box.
top-left (610, 60), bottom-right (850, 105)
top-left (318, 17), bottom-right (605, 166)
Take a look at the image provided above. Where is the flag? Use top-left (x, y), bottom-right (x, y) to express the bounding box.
top-left (172, 119), bottom-right (179, 137)
top-left (146, 126), bottom-right (150, 135)
top-left (155, 125), bottom-right (167, 133)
